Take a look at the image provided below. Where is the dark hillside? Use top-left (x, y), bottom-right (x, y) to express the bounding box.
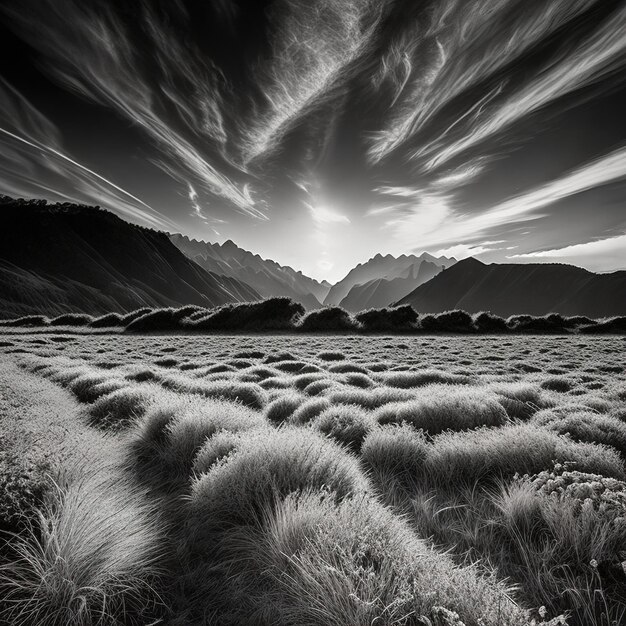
top-left (0, 197), bottom-right (259, 317)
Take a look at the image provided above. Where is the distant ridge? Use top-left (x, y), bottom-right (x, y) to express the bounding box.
top-left (0, 197), bottom-right (260, 317)
top-left (325, 253), bottom-right (454, 308)
top-left (397, 257), bottom-right (626, 317)
top-left (170, 234), bottom-right (331, 309)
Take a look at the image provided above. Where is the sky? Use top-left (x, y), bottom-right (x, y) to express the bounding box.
top-left (0, 0), bottom-right (625, 283)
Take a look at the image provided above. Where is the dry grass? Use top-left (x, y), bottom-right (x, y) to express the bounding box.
top-left (1, 333), bottom-right (625, 624)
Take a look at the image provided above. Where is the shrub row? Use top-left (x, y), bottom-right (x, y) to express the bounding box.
top-left (2, 299), bottom-right (624, 333)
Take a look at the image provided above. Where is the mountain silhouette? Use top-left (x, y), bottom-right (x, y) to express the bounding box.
top-left (0, 197), bottom-right (260, 317)
top-left (170, 234), bottom-right (331, 309)
top-left (397, 257), bottom-right (626, 317)
top-left (338, 260), bottom-right (442, 312)
top-left (325, 253), bottom-right (453, 308)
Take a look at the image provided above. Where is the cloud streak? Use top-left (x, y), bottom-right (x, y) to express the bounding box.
top-left (1, 0), bottom-right (625, 276)
top-left (0, 78), bottom-right (174, 229)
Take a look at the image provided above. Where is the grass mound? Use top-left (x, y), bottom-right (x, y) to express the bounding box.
top-left (0, 315), bottom-right (49, 327)
top-left (297, 307), bottom-right (358, 332)
top-left (374, 385), bottom-right (508, 435)
top-left (185, 297), bottom-right (304, 331)
top-left (420, 310), bottom-right (474, 333)
top-left (127, 396), bottom-right (262, 495)
top-left (49, 313), bottom-right (94, 327)
top-left (189, 427), bottom-right (369, 530)
top-left (534, 410), bottom-right (626, 458)
top-left (495, 466), bottom-right (626, 622)
top-left (265, 392), bottom-right (306, 425)
top-left (472, 311), bottom-right (508, 333)
top-left (314, 404), bottom-right (373, 451)
top-left (88, 384), bottom-right (165, 431)
top-left (377, 369), bottom-right (471, 388)
top-left (125, 306), bottom-right (206, 332)
top-left (89, 313), bottom-right (124, 328)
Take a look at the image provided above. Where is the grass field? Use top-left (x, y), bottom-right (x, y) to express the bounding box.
top-left (1, 332), bottom-right (625, 625)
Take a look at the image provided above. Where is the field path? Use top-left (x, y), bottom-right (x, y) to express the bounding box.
top-left (0, 358), bottom-right (119, 475)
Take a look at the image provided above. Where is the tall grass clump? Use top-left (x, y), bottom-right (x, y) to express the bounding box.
top-left (185, 297), bottom-right (304, 331)
top-left (579, 316), bottom-right (626, 334)
top-left (534, 410), bottom-right (626, 459)
top-left (120, 308), bottom-right (152, 325)
top-left (127, 396), bottom-right (262, 495)
top-left (374, 385), bottom-right (508, 436)
top-left (506, 314), bottom-right (569, 333)
top-left (159, 374), bottom-right (268, 410)
top-left (182, 489), bottom-right (530, 625)
top-left (0, 466), bottom-right (164, 626)
top-left (87, 383), bottom-right (168, 431)
top-left (265, 392), bottom-right (306, 425)
top-left (361, 424), bottom-right (429, 493)
top-left (314, 404), bottom-right (373, 451)
top-left (125, 306), bottom-right (206, 332)
top-left (425, 424), bottom-right (625, 489)
top-left (377, 369), bottom-right (471, 388)
top-left (354, 305), bottom-right (418, 332)
top-left (189, 427), bottom-right (369, 532)
top-left (494, 466), bottom-right (626, 622)
top-left (297, 307), bottom-right (358, 332)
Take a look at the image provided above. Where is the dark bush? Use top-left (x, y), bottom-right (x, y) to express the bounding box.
top-left (49, 313), bottom-right (94, 327)
top-left (472, 311), bottom-right (508, 333)
top-left (579, 316), bottom-right (626, 334)
top-left (506, 313), bottom-right (569, 333)
top-left (89, 312), bottom-right (124, 328)
top-left (0, 315), bottom-right (49, 327)
top-left (355, 305), bottom-right (418, 332)
top-left (297, 307), bottom-right (358, 332)
top-left (125, 306), bottom-right (206, 332)
top-left (120, 308), bottom-right (153, 325)
top-left (419, 310), bottom-right (474, 333)
top-left (562, 315), bottom-right (596, 329)
top-left (186, 298), bottom-right (304, 331)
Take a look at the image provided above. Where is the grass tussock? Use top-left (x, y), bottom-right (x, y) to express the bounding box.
top-left (534, 409), bottom-right (626, 459)
top-left (374, 385), bottom-right (508, 435)
top-left (377, 369), bottom-right (471, 388)
top-left (127, 396), bottom-right (262, 495)
top-left (297, 307), bottom-right (358, 332)
top-left (314, 404), bottom-right (373, 451)
top-left (189, 427), bottom-right (369, 531)
top-left (0, 466), bottom-right (164, 626)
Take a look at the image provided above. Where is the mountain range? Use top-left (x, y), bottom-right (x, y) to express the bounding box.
top-left (0, 196), bottom-right (624, 319)
top-left (170, 234), bottom-right (330, 309)
top-left (323, 252), bottom-right (454, 309)
top-left (397, 257), bottom-right (626, 318)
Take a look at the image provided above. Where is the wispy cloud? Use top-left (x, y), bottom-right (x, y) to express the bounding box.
top-left (0, 78), bottom-right (174, 229)
top-left (2, 0), bottom-right (625, 273)
top-left (508, 234), bottom-right (626, 272)
top-left (383, 147), bottom-right (626, 251)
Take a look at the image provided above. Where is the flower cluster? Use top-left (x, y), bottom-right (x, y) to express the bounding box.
top-left (529, 463), bottom-right (626, 525)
